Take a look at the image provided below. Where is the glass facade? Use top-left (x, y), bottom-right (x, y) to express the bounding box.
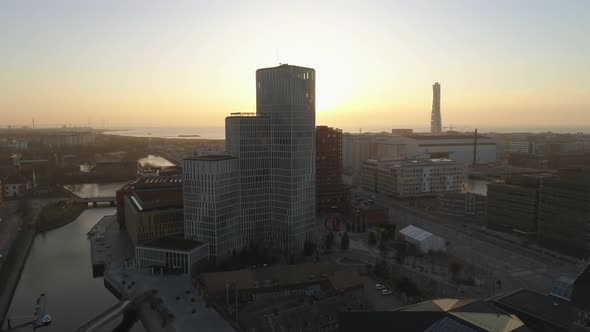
top-left (183, 157), bottom-right (241, 260)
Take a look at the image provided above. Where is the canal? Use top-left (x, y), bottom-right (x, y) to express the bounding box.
top-left (3, 184), bottom-right (142, 331)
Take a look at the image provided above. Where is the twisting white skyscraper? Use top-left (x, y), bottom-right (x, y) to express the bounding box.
top-left (431, 82), bottom-right (442, 134)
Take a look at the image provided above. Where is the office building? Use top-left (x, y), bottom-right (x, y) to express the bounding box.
top-left (431, 82), bottom-right (442, 134)
top-left (256, 64), bottom-right (317, 255)
top-left (316, 126), bottom-right (350, 211)
top-left (436, 192), bottom-right (487, 217)
top-left (487, 176), bottom-right (541, 233)
top-left (225, 113), bottom-right (271, 245)
top-left (361, 158), bottom-right (466, 199)
top-left (183, 155), bottom-right (241, 261)
top-left (123, 188), bottom-right (184, 246)
top-left (537, 169), bottom-right (590, 258)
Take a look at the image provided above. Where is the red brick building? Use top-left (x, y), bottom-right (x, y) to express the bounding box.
top-left (316, 126), bottom-right (350, 212)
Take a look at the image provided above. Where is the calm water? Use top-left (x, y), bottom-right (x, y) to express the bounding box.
top-left (4, 184), bottom-right (142, 331)
top-left (64, 183), bottom-right (127, 198)
top-left (102, 125), bottom-right (590, 140)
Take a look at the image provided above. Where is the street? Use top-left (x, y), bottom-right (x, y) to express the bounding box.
top-left (352, 188), bottom-right (586, 294)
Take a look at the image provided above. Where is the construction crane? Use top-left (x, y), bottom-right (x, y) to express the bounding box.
top-left (4, 293), bottom-right (52, 331)
top-left (442, 124), bottom-right (469, 132)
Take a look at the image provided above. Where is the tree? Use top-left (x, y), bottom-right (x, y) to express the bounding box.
top-left (340, 232), bottom-right (350, 250)
top-left (449, 259), bottom-right (463, 281)
top-left (303, 240), bottom-right (316, 256)
top-left (396, 277), bottom-right (421, 297)
top-left (325, 233), bottom-right (335, 251)
top-left (368, 232), bottom-right (377, 246)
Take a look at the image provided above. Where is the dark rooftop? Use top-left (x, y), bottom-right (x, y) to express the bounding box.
top-left (129, 188), bottom-right (183, 211)
top-left (572, 264), bottom-right (590, 311)
top-left (184, 155), bottom-right (235, 161)
top-left (491, 288), bottom-right (575, 331)
top-left (340, 299), bottom-right (529, 332)
top-left (256, 64), bottom-right (315, 72)
top-left (140, 236), bottom-right (206, 252)
top-left (4, 174), bottom-right (28, 185)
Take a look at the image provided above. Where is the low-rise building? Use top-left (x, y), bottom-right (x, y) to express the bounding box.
top-left (3, 174), bottom-right (31, 198)
top-left (116, 173), bottom-right (183, 229)
top-left (135, 236), bottom-right (209, 276)
top-left (436, 192), bottom-right (486, 217)
top-left (487, 176), bottom-right (542, 233)
top-left (361, 158), bottom-right (466, 199)
top-left (399, 225), bottom-right (446, 254)
top-left (197, 263), bottom-right (362, 304)
top-left (124, 188), bottom-right (184, 246)
top-left (537, 169), bottom-right (590, 258)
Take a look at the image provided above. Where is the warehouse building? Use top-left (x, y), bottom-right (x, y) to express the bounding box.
top-left (399, 225), bottom-right (446, 254)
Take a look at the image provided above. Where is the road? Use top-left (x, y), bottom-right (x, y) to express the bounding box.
top-left (352, 188), bottom-right (586, 294)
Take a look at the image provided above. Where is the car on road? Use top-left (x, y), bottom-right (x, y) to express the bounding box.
top-left (375, 284), bottom-right (385, 290)
top-left (380, 289), bottom-right (392, 296)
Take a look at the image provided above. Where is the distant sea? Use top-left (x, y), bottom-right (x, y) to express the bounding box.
top-left (102, 125), bottom-right (590, 140)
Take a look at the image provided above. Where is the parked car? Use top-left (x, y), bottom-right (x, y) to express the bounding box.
top-left (375, 284), bottom-right (385, 290)
top-left (380, 289), bottom-right (392, 296)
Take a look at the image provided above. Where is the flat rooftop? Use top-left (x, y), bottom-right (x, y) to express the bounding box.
top-left (140, 236), bottom-right (206, 252)
top-left (184, 155), bottom-right (235, 161)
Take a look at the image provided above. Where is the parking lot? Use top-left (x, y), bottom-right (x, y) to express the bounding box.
top-left (362, 276), bottom-right (404, 311)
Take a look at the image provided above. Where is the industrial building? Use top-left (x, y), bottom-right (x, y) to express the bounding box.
top-left (487, 176), bottom-right (542, 233)
top-left (135, 236), bottom-right (209, 276)
top-left (342, 133), bottom-right (497, 178)
top-left (316, 126), bottom-right (350, 211)
top-left (436, 192), bottom-right (487, 218)
top-left (399, 225), bottom-right (446, 254)
top-left (537, 169), bottom-right (590, 258)
top-left (361, 158), bottom-right (466, 199)
top-left (400, 134), bottom-right (497, 164)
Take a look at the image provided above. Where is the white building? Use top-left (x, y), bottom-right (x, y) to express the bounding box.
top-left (183, 156), bottom-right (241, 261)
top-left (399, 225), bottom-right (446, 254)
top-left (361, 158), bottom-right (466, 198)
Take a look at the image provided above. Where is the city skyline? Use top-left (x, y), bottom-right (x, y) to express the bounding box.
top-left (1, 0), bottom-right (589, 129)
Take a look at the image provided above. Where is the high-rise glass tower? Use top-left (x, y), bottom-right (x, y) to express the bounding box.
top-left (256, 64), bottom-right (317, 255)
top-left (431, 82), bottom-right (442, 134)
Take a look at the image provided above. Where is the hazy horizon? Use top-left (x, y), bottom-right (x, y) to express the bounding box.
top-left (1, 0), bottom-right (589, 129)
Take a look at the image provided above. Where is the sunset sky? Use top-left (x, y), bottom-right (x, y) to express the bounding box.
top-left (1, 0), bottom-right (589, 130)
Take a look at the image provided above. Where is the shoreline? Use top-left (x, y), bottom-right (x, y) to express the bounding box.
top-left (0, 226), bottom-right (36, 328)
